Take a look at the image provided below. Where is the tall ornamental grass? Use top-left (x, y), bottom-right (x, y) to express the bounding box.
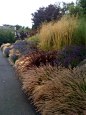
top-left (38, 15), bottom-right (78, 51)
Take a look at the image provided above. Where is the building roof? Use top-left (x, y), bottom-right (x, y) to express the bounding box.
top-left (0, 26), bottom-right (16, 31)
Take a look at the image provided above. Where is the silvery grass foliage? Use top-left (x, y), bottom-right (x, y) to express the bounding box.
top-left (56, 45), bottom-right (86, 68)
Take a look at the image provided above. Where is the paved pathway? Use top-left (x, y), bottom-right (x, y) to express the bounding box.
top-left (0, 50), bottom-right (39, 115)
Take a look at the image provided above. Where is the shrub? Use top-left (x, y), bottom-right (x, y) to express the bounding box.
top-left (72, 16), bottom-right (86, 46)
top-left (22, 64), bottom-right (86, 115)
top-left (1, 43), bottom-right (11, 51)
top-left (56, 45), bottom-right (86, 68)
top-left (12, 40), bottom-right (30, 58)
top-left (9, 49), bottom-right (20, 63)
top-left (27, 34), bottom-right (39, 48)
top-left (11, 54), bottom-right (19, 63)
top-left (27, 35), bottom-right (36, 43)
top-left (0, 29), bottom-right (16, 46)
top-left (3, 46), bottom-right (12, 57)
top-left (13, 40), bottom-right (27, 52)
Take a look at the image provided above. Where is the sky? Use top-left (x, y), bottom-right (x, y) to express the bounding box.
top-left (0, 0), bottom-right (76, 28)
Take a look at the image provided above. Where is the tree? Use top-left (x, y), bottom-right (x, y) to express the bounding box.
top-left (61, 1), bottom-right (83, 16)
top-left (0, 29), bottom-right (16, 46)
top-left (76, 0), bottom-right (86, 14)
top-left (69, 3), bottom-right (83, 16)
top-left (61, 2), bottom-right (69, 14)
top-left (79, 0), bottom-right (86, 14)
top-left (20, 31), bottom-right (27, 40)
top-left (16, 25), bottom-right (22, 30)
top-left (31, 4), bottom-right (62, 29)
top-left (79, 0), bottom-right (86, 9)
top-left (24, 26), bottom-right (30, 32)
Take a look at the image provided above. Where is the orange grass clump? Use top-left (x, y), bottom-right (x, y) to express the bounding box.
top-left (22, 65), bottom-right (86, 115)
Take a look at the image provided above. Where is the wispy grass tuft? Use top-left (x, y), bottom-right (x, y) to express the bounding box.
top-left (22, 64), bottom-right (86, 115)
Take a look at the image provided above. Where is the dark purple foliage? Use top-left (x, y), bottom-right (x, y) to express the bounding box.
top-left (31, 4), bottom-right (62, 29)
top-left (56, 45), bottom-right (86, 68)
top-left (20, 31), bottom-right (27, 40)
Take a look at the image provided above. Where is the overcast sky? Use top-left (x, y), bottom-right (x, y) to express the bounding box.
top-left (0, 0), bottom-right (76, 28)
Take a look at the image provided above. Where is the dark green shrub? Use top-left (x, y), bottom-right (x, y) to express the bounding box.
top-left (0, 29), bottom-right (16, 46)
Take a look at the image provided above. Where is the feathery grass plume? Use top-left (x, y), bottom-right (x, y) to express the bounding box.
top-left (38, 14), bottom-right (78, 51)
top-left (22, 64), bottom-right (57, 95)
top-left (22, 65), bottom-right (86, 115)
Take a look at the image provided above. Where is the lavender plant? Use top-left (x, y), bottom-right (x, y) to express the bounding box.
top-left (4, 47), bottom-right (12, 57)
top-left (12, 40), bottom-right (36, 58)
top-left (56, 45), bottom-right (86, 68)
top-left (11, 53), bottom-right (19, 63)
top-left (13, 40), bottom-right (27, 53)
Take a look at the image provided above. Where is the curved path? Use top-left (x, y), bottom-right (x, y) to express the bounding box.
top-left (0, 50), bottom-right (39, 115)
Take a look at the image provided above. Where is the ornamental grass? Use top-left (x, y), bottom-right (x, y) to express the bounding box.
top-left (22, 64), bottom-right (86, 115)
top-left (38, 15), bottom-right (78, 51)
top-left (15, 50), bottom-right (58, 76)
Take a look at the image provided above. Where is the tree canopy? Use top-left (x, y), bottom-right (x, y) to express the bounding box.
top-left (79, 0), bottom-right (86, 14)
top-left (31, 4), bottom-right (62, 29)
top-left (0, 29), bottom-right (16, 46)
